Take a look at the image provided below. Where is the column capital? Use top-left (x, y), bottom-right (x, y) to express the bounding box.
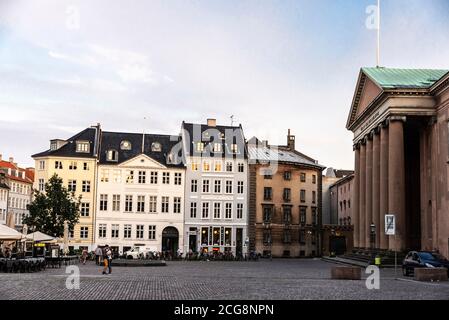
top-left (388, 115), bottom-right (407, 123)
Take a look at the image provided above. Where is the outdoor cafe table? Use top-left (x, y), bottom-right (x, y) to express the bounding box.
top-left (0, 257), bottom-right (46, 273)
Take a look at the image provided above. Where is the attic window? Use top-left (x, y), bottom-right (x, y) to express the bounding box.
top-left (106, 150), bottom-right (118, 162)
top-left (120, 140), bottom-right (132, 150)
top-left (213, 143), bottom-right (222, 153)
top-left (50, 142), bottom-right (58, 151)
top-left (76, 141), bottom-right (90, 153)
top-left (151, 142), bottom-right (162, 152)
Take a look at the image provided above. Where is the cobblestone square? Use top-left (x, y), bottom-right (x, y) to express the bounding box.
top-left (1, 259), bottom-right (448, 300)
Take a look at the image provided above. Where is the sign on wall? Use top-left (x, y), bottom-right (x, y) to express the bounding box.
top-left (385, 214), bottom-right (395, 235)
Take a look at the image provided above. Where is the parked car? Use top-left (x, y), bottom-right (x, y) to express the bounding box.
top-left (402, 251), bottom-right (449, 277)
top-left (124, 246), bottom-right (157, 260)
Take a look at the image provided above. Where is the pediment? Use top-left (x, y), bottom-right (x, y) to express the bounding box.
top-left (118, 154), bottom-right (166, 169)
top-left (346, 70), bottom-right (383, 130)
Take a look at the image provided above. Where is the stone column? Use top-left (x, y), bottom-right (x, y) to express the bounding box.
top-left (388, 117), bottom-right (406, 252)
top-left (353, 145), bottom-right (360, 248)
top-left (359, 141), bottom-right (367, 249)
top-left (365, 137), bottom-right (373, 248)
top-left (372, 130), bottom-right (380, 249)
top-left (379, 124), bottom-right (389, 250)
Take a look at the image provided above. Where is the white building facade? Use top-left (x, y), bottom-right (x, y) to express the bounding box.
top-left (94, 132), bottom-right (185, 256)
top-left (0, 173), bottom-right (9, 225)
top-left (181, 119), bottom-right (249, 256)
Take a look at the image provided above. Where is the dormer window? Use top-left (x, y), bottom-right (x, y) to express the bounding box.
top-left (213, 143), bottom-right (222, 153)
top-left (151, 142), bottom-right (162, 152)
top-left (120, 140), bottom-right (132, 150)
top-left (106, 150), bottom-right (118, 162)
top-left (76, 141), bottom-right (90, 153)
top-left (230, 144), bottom-right (239, 154)
top-left (196, 142), bottom-right (204, 152)
top-left (50, 142), bottom-right (58, 151)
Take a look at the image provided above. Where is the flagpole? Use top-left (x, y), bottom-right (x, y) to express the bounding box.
top-left (377, 0), bottom-right (381, 67)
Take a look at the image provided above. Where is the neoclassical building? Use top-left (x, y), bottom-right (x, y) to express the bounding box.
top-left (347, 67), bottom-right (449, 256)
top-left (95, 131), bottom-right (185, 255)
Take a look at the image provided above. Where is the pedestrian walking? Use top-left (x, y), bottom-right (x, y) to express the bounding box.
top-left (95, 246), bottom-right (103, 266)
top-left (102, 245), bottom-right (110, 275)
top-left (81, 248), bottom-right (88, 265)
top-left (106, 246), bottom-right (113, 274)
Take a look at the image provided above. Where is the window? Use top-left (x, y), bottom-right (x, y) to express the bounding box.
top-left (190, 202), bottom-right (197, 218)
top-left (226, 162), bottom-right (233, 172)
top-left (196, 142), bottom-right (204, 152)
top-left (237, 203), bottom-right (243, 219)
top-left (174, 172), bottom-right (182, 185)
top-left (238, 163), bottom-right (244, 173)
top-left (149, 171), bottom-right (157, 184)
top-left (264, 170), bottom-right (272, 179)
top-left (38, 160), bottom-right (45, 170)
top-left (80, 227), bottom-right (89, 239)
top-left (137, 195), bottom-right (145, 212)
top-left (312, 175), bottom-right (316, 184)
top-left (120, 140), bottom-right (132, 150)
top-left (80, 203), bottom-right (90, 217)
top-left (106, 150), bottom-right (118, 162)
top-left (264, 187), bottom-right (272, 201)
top-left (213, 202), bottom-right (221, 219)
top-left (38, 179), bottom-right (45, 192)
top-left (202, 179), bottom-right (210, 193)
top-left (149, 196), bottom-right (157, 213)
top-left (55, 161), bottom-right (63, 169)
top-left (191, 180), bottom-right (198, 193)
top-left (124, 225), bottom-right (131, 239)
top-left (283, 171), bottom-right (291, 181)
top-left (111, 224), bottom-right (119, 238)
top-left (173, 197), bottom-right (181, 213)
top-left (151, 142), bottom-right (162, 152)
top-left (263, 206), bottom-right (272, 223)
top-left (300, 207), bottom-right (307, 226)
top-left (263, 230), bottom-right (272, 246)
top-left (100, 195), bottom-right (108, 211)
top-left (202, 202), bottom-right (209, 219)
top-left (214, 180), bottom-right (221, 193)
top-left (237, 181), bottom-right (244, 194)
top-left (126, 170), bottom-right (134, 184)
top-left (82, 180), bottom-right (91, 193)
top-left (283, 188), bottom-right (291, 202)
top-left (76, 141), bottom-right (90, 153)
top-left (283, 230), bottom-right (291, 244)
top-left (230, 144), bottom-right (238, 153)
top-left (300, 190), bottom-right (306, 203)
top-left (191, 161), bottom-right (199, 171)
top-left (225, 203), bottom-right (232, 219)
top-left (112, 195), bottom-right (120, 211)
top-left (83, 162), bottom-right (89, 171)
top-left (113, 170), bottom-right (121, 183)
top-left (214, 161), bottom-right (222, 172)
top-left (138, 171), bottom-right (146, 184)
top-left (225, 228), bottom-right (232, 246)
top-left (101, 169), bottom-right (109, 183)
top-left (68, 180), bottom-right (77, 192)
top-left (203, 161), bottom-right (210, 172)
top-left (69, 161), bottom-right (77, 170)
top-left (161, 196), bottom-right (169, 213)
top-left (283, 206), bottom-right (292, 224)
top-left (148, 225), bottom-right (156, 240)
top-left (225, 180), bottom-right (233, 194)
top-left (125, 195), bottom-right (133, 212)
top-left (213, 143), bottom-right (222, 153)
top-left (136, 225), bottom-right (144, 239)
top-left (300, 173), bottom-right (306, 182)
top-left (312, 191), bottom-right (316, 204)
top-left (162, 172), bottom-right (170, 184)
top-left (99, 224), bottom-right (107, 238)
top-left (299, 230), bottom-right (306, 244)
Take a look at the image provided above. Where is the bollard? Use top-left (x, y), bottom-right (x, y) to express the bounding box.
top-left (375, 255), bottom-right (381, 267)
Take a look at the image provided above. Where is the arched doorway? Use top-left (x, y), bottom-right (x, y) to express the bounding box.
top-left (162, 227), bottom-right (179, 255)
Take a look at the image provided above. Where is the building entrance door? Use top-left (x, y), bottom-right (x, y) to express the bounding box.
top-left (189, 234), bottom-right (197, 252)
top-left (236, 228), bottom-right (243, 257)
top-left (162, 227), bottom-right (179, 255)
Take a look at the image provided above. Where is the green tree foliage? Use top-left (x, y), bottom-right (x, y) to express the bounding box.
top-left (24, 174), bottom-right (81, 238)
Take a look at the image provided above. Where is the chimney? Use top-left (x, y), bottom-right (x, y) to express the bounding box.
top-left (262, 140), bottom-right (268, 148)
top-left (9, 157), bottom-right (14, 163)
top-left (0, 154), bottom-right (2, 161)
top-left (207, 118), bottom-right (217, 127)
top-left (287, 129), bottom-right (295, 150)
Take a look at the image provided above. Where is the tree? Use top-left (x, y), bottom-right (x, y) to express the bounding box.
top-left (24, 174), bottom-right (81, 238)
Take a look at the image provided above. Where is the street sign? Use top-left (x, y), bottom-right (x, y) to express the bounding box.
top-left (385, 214), bottom-right (395, 235)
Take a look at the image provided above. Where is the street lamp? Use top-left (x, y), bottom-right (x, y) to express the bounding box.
top-left (370, 223), bottom-right (376, 250)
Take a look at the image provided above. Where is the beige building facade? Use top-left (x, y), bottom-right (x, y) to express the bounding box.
top-left (347, 67), bottom-right (449, 256)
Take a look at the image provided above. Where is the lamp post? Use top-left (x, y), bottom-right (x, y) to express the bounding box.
top-left (370, 223), bottom-right (376, 250)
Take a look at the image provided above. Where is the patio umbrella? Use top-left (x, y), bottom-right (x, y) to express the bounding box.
top-left (26, 231), bottom-right (56, 243)
top-left (0, 224), bottom-right (24, 240)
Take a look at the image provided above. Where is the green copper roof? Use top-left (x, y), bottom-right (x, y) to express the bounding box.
top-left (362, 67), bottom-right (448, 89)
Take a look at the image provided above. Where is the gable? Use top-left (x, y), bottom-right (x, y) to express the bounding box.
top-left (355, 77), bottom-right (383, 117)
top-left (118, 154), bottom-right (167, 169)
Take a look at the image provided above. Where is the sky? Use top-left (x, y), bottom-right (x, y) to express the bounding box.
top-left (1, 0), bottom-right (449, 169)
